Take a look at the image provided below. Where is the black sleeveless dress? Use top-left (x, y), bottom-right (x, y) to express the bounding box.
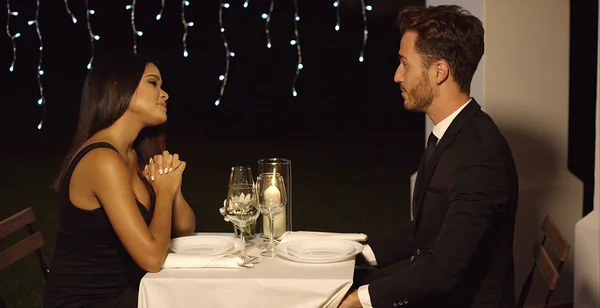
top-left (43, 142), bottom-right (155, 308)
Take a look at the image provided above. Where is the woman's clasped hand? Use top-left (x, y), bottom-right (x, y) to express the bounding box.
top-left (144, 150), bottom-right (186, 196)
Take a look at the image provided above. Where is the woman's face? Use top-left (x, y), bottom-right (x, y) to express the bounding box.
top-left (128, 63), bottom-right (169, 126)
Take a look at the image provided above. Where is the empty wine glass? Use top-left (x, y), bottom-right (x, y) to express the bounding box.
top-left (224, 183), bottom-right (259, 261)
top-left (256, 173), bottom-right (287, 257)
top-left (229, 166), bottom-right (254, 185)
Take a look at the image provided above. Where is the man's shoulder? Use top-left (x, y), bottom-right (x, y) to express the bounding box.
top-left (456, 109), bottom-right (508, 146)
top-left (444, 110), bottom-right (516, 167)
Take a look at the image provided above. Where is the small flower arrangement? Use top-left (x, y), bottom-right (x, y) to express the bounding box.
top-left (219, 199), bottom-right (257, 238)
top-left (230, 193), bottom-right (254, 210)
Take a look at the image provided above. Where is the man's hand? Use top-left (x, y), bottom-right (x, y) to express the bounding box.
top-left (338, 290), bottom-right (362, 308)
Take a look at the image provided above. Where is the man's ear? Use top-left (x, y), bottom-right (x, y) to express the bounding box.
top-left (434, 60), bottom-right (449, 85)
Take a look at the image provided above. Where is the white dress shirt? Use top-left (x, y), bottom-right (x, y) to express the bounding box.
top-left (356, 99), bottom-right (471, 308)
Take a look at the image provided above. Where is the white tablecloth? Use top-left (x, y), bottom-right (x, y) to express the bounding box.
top-left (138, 234), bottom-right (356, 308)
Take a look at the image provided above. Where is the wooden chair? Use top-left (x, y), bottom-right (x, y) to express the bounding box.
top-left (0, 207), bottom-right (49, 281)
top-left (517, 215), bottom-right (571, 308)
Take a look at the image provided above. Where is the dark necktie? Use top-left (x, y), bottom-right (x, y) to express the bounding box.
top-left (413, 131), bottom-right (440, 215)
top-left (425, 132), bottom-right (438, 165)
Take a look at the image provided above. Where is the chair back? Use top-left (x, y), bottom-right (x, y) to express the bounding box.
top-left (517, 215), bottom-right (571, 308)
top-left (0, 207), bottom-right (49, 280)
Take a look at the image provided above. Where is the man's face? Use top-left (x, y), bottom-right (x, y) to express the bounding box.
top-left (394, 31), bottom-right (434, 113)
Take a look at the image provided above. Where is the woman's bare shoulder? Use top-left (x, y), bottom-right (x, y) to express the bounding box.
top-left (80, 147), bottom-right (125, 173)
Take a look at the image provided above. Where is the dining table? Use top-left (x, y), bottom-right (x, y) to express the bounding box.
top-left (137, 232), bottom-right (364, 308)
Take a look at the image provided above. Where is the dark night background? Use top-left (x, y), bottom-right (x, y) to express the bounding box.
top-left (0, 0), bottom-right (597, 307)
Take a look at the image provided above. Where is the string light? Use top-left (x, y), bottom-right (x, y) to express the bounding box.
top-left (262, 0), bottom-right (275, 48)
top-left (29, 0), bottom-right (44, 129)
top-left (359, 1), bottom-right (372, 62)
top-left (63, 0), bottom-right (77, 23)
top-left (215, 1), bottom-right (233, 106)
top-left (290, 0), bottom-right (302, 97)
top-left (126, 1), bottom-right (143, 54)
top-left (85, 0), bottom-right (99, 69)
top-left (333, 0), bottom-right (340, 31)
top-left (5, 1), bottom-right (20, 72)
top-left (243, 0), bottom-right (249, 8)
top-left (156, 0), bottom-right (166, 20)
top-left (181, 0), bottom-right (193, 57)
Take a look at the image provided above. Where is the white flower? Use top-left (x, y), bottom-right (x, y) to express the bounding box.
top-left (220, 193), bottom-right (255, 222)
top-left (230, 193), bottom-right (252, 205)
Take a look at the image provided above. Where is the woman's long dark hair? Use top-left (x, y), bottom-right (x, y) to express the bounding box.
top-left (54, 52), bottom-right (165, 196)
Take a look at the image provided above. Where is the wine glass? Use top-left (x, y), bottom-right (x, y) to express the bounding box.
top-left (229, 166), bottom-right (256, 246)
top-left (224, 183), bottom-right (259, 261)
top-left (229, 166), bottom-right (254, 185)
top-left (256, 172), bottom-right (287, 257)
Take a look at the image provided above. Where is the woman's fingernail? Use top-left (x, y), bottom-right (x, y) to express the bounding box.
top-left (159, 169), bottom-right (163, 175)
top-left (151, 176), bottom-right (155, 182)
top-left (149, 158), bottom-right (153, 163)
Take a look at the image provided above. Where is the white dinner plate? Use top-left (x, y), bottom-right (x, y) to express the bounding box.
top-left (169, 234), bottom-right (242, 256)
top-left (274, 239), bottom-right (364, 264)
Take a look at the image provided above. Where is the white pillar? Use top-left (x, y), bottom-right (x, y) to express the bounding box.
top-left (573, 3), bottom-right (600, 306)
top-left (420, 1), bottom-right (582, 306)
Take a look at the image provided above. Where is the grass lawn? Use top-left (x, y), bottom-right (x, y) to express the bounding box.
top-left (0, 133), bottom-right (418, 307)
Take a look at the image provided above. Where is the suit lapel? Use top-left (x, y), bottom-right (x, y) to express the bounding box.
top-left (413, 100), bottom-right (482, 221)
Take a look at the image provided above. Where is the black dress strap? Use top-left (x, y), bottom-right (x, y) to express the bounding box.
top-left (61, 142), bottom-right (118, 200)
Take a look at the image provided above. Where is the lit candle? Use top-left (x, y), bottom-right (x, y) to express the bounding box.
top-left (263, 185), bottom-right (286, 238)
top-left (264, 185), bottom-right (281, 208)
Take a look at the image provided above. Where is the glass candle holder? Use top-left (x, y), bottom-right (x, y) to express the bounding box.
top-left (258, 158), bottom-right (292, 238)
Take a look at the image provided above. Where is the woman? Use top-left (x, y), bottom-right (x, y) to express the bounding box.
top-left (43, 52), bottom-right (196, 308)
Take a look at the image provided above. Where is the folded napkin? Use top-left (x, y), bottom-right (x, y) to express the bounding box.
top-left (161, 253), bottom-right (243, 269)
top-left (278, 231), bottom-right (368, 243)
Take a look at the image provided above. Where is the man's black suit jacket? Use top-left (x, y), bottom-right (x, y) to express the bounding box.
top-left (367, 100), bottom-right (519, 307)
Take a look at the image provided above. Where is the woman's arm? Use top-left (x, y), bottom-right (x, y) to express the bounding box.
top-left (88, 149), bottom-right (179, 273)
top-left (149, 151), bottom-right (196, 236)
top-left (172, 189), bottom-right (196, 236)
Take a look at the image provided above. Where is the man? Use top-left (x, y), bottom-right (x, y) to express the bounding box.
top-left (339, 5), bottom-right (519, 308)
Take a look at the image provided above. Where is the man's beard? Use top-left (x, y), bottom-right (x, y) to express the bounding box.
top-left (403, 72), bottom-right (433, 113)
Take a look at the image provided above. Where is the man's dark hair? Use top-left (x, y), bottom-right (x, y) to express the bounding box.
top-left (396, 5), bottom-right (484, 94)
